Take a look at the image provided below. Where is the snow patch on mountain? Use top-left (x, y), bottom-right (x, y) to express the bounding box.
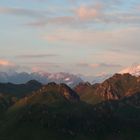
top-left (0, 72), bottom-right (83, 87)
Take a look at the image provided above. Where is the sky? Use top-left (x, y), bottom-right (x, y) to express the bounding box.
top-left (0, 0), bottom-right (140, 76)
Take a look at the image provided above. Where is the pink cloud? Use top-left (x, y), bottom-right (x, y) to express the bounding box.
top-left (0, 60), bottom-right (20, 73)
top-left (75, 3), bottom-right (103, 20)
top-left (90, 64), bottom-right (100, 68)
top-left (43, 35), bottom-right (60, 42)
top-left (31, 66), bottom-right (44, 73)
top-left (76, 5), bottom-right (98, 20)
top-left (0, 60), bottom-right (14, 66)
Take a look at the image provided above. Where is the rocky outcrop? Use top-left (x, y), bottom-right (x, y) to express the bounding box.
top-left (75, 74), bottom-right (140, 104)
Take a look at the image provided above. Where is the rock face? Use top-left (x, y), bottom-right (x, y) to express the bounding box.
top-left (75, 74), bottom-right (140, 104)
top-left (59, 83), bottom-right (80, 102)
top-left (36, 82), bottom-right (80, 103)
top-left (96, 73), bottom-right (140, 99)
top-left (11, 82), bottom-right (80, 109)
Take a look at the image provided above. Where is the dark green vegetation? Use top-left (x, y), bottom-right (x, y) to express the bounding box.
top-left (0, 80), bottom-right (42, 98)
top-left (0, 74), bottom-right (140, 140)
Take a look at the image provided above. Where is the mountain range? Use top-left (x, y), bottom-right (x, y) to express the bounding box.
top-left (0, 73), bottom-right (140, 139)
top-left (0, 65), bottom-right (140, 87)
top-left (0, 72), bottom-right (83, 87)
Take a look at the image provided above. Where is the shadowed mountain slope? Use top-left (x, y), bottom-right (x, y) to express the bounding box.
top-left (0, 80), bottom-right (42, 98)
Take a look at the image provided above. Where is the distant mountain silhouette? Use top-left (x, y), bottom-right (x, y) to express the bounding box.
top-left (0, 72), bottom-right (83, 87)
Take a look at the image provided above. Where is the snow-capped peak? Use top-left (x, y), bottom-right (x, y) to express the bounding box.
top-left (119, 64), bottom-right (140, 76)
top-left (0, 71), bottom-right (83, 87)
top-left (65, 77), bottom-right (70, 81)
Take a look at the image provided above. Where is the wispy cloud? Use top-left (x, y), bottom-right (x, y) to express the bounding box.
top-left (76, 62), bottom-right (89, 67)
top-left (25, 20), bottom-right (47, 27)
top-left (1, 1), bottom-right (139, 28)
top-left (26, 3), bottom-right (103, 27)
top-left (26, 62), bottom-right (62, 73)
top-left (0, 7), bottom-right (45, 18)
top-left (16, 54), bottom-right (59, 59)
top-left (77, 62), bottom-right (122, 68)
top-left (43, 27), bottom-right (140, 51)
top-left (90, 63), bottom-right (122, 68)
